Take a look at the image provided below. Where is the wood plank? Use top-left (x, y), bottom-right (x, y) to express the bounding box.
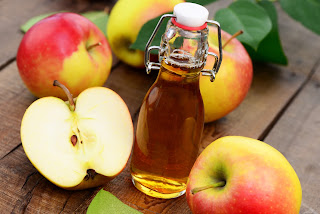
top-left (0, 145), bottom-right (92, 213)
top-left (0, 1), bottom-right (320, 214)
top-left (0, 63), bottom-right (35, 159)
top-left (0, 0), bottom-right (114, 67)
top-left (264, 64), bottom-right (320, 213)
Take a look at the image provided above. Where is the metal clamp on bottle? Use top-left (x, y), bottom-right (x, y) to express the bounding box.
top-left (201, 20), bottom-right (222, 82)
top-left (145, 15), bottom-right (222, 82)
top-left (145, 14), bottom-right (175, 74)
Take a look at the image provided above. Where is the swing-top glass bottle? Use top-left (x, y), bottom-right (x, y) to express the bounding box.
top-left (130, 2), bottom-right (223, 199)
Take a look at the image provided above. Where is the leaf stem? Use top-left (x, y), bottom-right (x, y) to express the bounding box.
top-left (191, 181), bottom-right (226, 195)
top-left (53, 80), bottom-right (75, 111)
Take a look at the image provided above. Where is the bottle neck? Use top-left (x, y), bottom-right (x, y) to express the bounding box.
top-left (159, 19), bottom-right (209, 75)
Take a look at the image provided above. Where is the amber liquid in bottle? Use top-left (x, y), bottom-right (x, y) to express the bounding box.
top-left (130, 59), bottom-right (204, 199)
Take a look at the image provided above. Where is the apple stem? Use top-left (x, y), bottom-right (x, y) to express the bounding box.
top-left (53, 80), bottom-right (75, 111)
top-left (87, 42), bottom-right (102, 51)
top-left (222, 30), bottom-right (243, 49)
top-left (104, 6), bottom-right (110, 14)
top-left (191, 181), bottom-right (226, 195)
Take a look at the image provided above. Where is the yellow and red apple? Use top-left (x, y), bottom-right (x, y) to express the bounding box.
top-left (186, 136), bottom-right (302, 214)
top-left (21, 81), bottom-right (134, 190)
top-left (200, 27), bottom-right (253, 122)
top-left (17, 12), bottom-right (112, 100)
top-left (107, 0), bottom-right (185, 68)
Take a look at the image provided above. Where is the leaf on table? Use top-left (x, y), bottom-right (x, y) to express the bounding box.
top-left (20, 12), bottom-right (61, 33)
top-left (130, 14), bottom-right (168, 54)
top-left (186, 0), bottom-right (217, 6)
top-left (82, 10), bottom-right (109, 37)
top-left (86, 189), bottom-right (142, 214)
top-left (214, 0), bottom-right (272, 50)
top-left (245, 1), bottom-right (288, 65)
top-left (280, 0), bottom-right (320, 35)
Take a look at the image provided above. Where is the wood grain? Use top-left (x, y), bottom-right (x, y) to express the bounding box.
top-left (265, 64), bottom-right (320, 213)
top-left (0, 0), bottom-right (320, 213)
top-left (0, 63), bottom-right (35, 159)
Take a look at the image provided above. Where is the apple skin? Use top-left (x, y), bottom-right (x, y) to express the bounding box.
top-left (107, 0), bottom-right (185, 68)
top-left (200, 27), bottom-right (253, 123)
top-left (17, 13), bottom-right (112, 100)
top-left (65, 170), bottom-right (118, 190)
top-left (186, 136), bottom-right (302, 214)
top-left (65, 173), bottom-right (114, 191)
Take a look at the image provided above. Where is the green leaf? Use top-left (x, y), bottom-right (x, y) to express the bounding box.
top-left (86, 189), bottom-right (142, 214)
top-left (236, 0), bottom-right (255, 2)
top-left (245, 1), bottom-right (288, 65)
top-left (215, 0), bottom-right (272, 50)
top-left (130, 14), bottom-right (167, 53)
top-left (280, 0), bottom-right (320, 35)
top-left (186, 0), bottom-right (217, 6)
top-left (82, 11), bottom-right (109, 37)
top-left (20, 12), bottom-right (60, 33)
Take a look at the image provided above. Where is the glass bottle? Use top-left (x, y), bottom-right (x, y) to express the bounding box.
top-left (130, 2), bottom-right (222, 199)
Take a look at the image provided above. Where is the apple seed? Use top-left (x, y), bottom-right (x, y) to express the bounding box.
top-left (71, 135), bottom-right (77, 146)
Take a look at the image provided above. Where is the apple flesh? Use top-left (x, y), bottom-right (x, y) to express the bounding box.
top-left (20, 82), bottom-right (133, 190)
top-left (200, 27), bottom-right (253, 122)
top-left (186, 136), bottom-right (302, 214)
top-left (17, 12), bottom-right (112, 100)
top-left (107, 0), bottom-right (185, 68)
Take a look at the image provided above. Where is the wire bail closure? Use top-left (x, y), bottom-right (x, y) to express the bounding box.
top-left (145, 15), bottom-right (223, 82)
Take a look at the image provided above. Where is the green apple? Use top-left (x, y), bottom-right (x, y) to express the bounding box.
top-left (17, 13), bottom-right (112, 100)
top-left (107, 0), bottom-right (185, 67)
top-left (186, 136), bottom-right (302, 214)
top-left (200, 28), bottom-right (253, 122)
top-left (20, 81), bottom-right (133, 190)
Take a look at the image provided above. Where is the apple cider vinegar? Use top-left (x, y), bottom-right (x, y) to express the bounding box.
top-left (131, 60), bottom-right (204, 198)
top-left (130, 2), bottom-right (223, 199)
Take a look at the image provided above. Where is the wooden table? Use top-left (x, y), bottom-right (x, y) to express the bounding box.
top-left (1, 0), bottom-right (319, 213)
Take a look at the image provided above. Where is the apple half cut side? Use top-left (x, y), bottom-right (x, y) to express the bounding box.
top-left (21, 83), bottom-right (134, 190)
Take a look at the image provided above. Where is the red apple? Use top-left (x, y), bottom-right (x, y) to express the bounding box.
top-left (17, 12), bottom-right (112, 100)
top-left (186, 136), bottom-right (302, 214)
top-left (200, 28), bottom-right (253, 122)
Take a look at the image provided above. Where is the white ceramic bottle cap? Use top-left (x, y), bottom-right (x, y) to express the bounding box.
top-left (173, 3), bottom-right (209, 28)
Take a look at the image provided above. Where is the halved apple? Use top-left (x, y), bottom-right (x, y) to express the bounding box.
top-left (20, 81), bottom-right (133, 190)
